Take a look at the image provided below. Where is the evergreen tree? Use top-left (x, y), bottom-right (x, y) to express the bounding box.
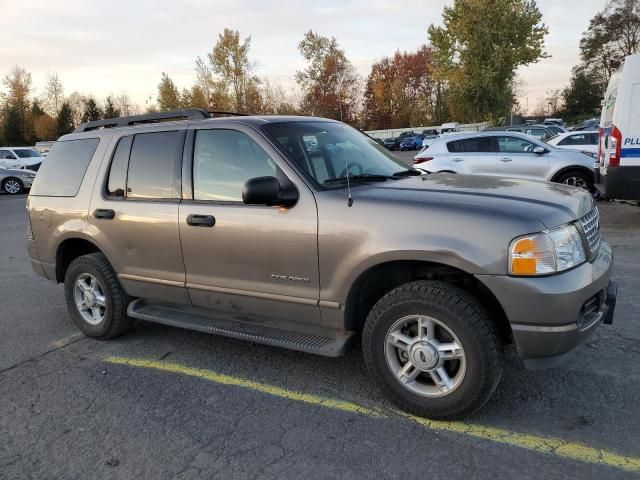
top-left (81, 97), bottom-right (102, 123)
top-left (103, 96), bottom-right (120, 119)
top-left (56, 102), bottom-right (75, 136)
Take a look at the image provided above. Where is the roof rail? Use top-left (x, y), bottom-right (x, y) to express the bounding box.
top-left (73, 109), bottom-right (210, 133)
top-left (209, 111), bottom-right (249, 117)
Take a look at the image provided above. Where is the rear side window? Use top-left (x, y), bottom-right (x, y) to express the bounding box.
top-left (106, 136), bottom-right (132, 197)
top-left (30, 138), bottom-right (99, 197)
top-left (447, 137), bottom-right (492, 153)
top-left (126, 131), bottom-right (181, 199)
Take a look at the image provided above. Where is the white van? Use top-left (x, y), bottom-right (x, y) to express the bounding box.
top-left (596, 53), bottom-right (640, 199)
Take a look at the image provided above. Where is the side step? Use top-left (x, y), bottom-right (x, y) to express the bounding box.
top-left (127, 300), bottom-right (354, 357)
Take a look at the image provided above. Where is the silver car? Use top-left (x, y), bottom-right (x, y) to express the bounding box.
top-left (413, 131), bottom-right (596, 189)
top-left (0, 166), bottom-right (36, 194)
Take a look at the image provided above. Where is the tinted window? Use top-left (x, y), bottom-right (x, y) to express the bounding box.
top-left (30, 139), bottom-right (99, 197)
top-left (447, 137), bottom-right (492, 153)
top-left (107, 136), bottom-right (132, 197)
top-left (587, 133), bottom-right (599, 144)
top-left (127, 131), bottom-right (181, 199)
top-left (0, 150), bottom-right (16, 159)
top-left (558, 134), bottom-right (587, 146)
top-left (497, 136), bottom-right (537, 153)
top-left (15, 148), bottom-right (42, 158)
top-left (193, 129), bottom-right (276, 202)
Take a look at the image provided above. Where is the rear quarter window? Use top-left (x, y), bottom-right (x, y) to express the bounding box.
top-left (29, 138), bottom-right (99, 197)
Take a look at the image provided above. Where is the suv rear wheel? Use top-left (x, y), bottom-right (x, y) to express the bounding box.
top-left (362, 280), bottom-right (502, 419)
top-left (64, 253), bottom-right (132, 339)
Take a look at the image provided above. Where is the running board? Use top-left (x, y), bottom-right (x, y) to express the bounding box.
top-left (127, 300), bottom-right (353, 357)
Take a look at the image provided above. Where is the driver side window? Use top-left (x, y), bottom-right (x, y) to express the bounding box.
top-left (497, 136), bottom-right (536, 154)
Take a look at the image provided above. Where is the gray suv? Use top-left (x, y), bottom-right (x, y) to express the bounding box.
top-left (27, 109), bottom-right (617, 419)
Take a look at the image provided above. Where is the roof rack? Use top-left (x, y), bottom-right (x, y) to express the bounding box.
top-left (74, 109), bottom-right (252, 133)
top-left (74, 109), bottom-right (210, 133)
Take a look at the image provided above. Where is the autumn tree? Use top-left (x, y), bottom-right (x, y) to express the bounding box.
top-left (43, 73), bottom-right (64, 116)
top-left (295, 30), bottom-right (360, 122)
top-left (157, 72), bottom-right (182, 111)
top-left (1, 66), bottom-right (33, 143)
top-left (363, 46), bottom-right (439, 129)
top-left (428, 0), bottom-right (548, 122)
top-left (33, 114), bottom-right (58, 141)
top-left (579, 0), bottom-right (640, 91)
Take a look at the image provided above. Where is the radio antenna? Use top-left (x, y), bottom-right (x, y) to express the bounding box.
top-left (337, 73), bottom-right (353, 207)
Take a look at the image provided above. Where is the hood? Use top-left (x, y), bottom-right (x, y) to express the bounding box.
top-left (354, 173), bottom-right (593, 228)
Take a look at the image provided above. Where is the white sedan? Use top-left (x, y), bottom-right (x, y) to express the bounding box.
top-left (545, 130), bottom-right (599, 157)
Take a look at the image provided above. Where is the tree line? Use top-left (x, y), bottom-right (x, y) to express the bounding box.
top-left (2, 0), bottom-right (638, 146)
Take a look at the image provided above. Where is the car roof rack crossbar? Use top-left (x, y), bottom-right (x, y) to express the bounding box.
top-left (73, 109), bottom-right (211, 133)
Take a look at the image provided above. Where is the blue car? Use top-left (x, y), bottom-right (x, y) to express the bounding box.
top-left (399, 135), bottom-right (422, 151)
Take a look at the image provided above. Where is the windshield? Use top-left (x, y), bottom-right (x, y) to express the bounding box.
top-left (15, 148), bottom-right (42, 158)
top-left (261, 121), bottom-right (410, 189)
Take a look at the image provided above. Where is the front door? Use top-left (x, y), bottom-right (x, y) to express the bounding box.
top-left (496, 135), bottom-right (549, 180)
top-left (179, 124), bottom-right (321, 327)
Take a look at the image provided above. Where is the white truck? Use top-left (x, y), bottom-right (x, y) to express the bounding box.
top-left (595, 53), bottom-right (640, 200)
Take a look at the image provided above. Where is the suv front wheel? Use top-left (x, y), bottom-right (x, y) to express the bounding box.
top-left (363, 280), bottom-right (502, 419)
top-left (64, 253), bottom-right (132, 339)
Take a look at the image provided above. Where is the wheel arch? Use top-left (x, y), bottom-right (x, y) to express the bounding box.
top-left (550, 165), bottom-right (595, 184)
top-left (55, 237), bottom-right (106, 283)
top-left (343, 260), bottom-right (512, 345)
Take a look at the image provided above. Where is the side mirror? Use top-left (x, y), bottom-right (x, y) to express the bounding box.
top-left (242, 176), bottom-right (297, 207)
top-left (533, 146), bottom-right (546, 154)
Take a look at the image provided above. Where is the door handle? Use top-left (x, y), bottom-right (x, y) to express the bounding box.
top-left (499, 157), bottom-right (513, 162)
top-left (451, 157), bottom-right (464, 162)
top-left (186, 214), bottom-right (216, 227)
top-left (93, 209), bottom-right (115, 220)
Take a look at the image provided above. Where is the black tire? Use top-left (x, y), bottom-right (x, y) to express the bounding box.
top-left (64, 253), bottom-right (132, 339)
top-left (362, 280), bottom-right (502, 419)
top-left (555, 170), bottom-right (593, 191)
top-left (2, 177), bottom-right (24, 194)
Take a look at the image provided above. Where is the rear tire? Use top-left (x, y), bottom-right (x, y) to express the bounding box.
top-left (362, 280), bottom-right (502, 419)
top-left (2, 177), bottom-right (24, 194)
top-left (64, 253), bottom-right (132, 339)
top-left (556, 170), bottom-right (593, 191)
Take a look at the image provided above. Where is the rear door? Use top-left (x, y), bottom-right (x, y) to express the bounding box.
top-left (446, 136), bottom-right (496, 175)
top-left (496, 136), bottom-right (550, 180)
top-left (88, 128), bottom-right (187, 304)
top-left (178, 122), bottom-right (321, 327)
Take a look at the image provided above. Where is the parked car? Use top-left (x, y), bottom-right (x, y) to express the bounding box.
top-left (544, 118), bottom-right (565, 128)
top-left (572, 118), bottom-right (600, 131)
top-left (0, 147), bottom-right (44, 171)
top-left (27, 109), bottom-right (616, 420)
top-left (596, 53), bottom-right (640, 200)
top-left (414, 131), bottom-right (596, 190)
top-left (485, 125), bottom-right (554, 141)
top-left (400, 135), bottom-right (422, 151)
top-left (422, 134), bottom-right (439, 149)
top-left (546, 131), bottom-right (599, 157)
top-left (0, 166), bottom-right (36, 194)
top-left (542, 124), bottom-right (568, 136)
top-left (383, 137), bottom-right (398, 150)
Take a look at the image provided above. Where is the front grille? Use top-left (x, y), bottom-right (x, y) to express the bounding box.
top-left (579, 206), bottom-right (601, 256)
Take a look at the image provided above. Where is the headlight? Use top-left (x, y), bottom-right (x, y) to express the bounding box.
top-left (509, 224), bottom-right (586, 275)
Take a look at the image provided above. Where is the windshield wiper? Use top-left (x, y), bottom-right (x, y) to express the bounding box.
top-left (392, 169), bottom-right (422, 177)
top-left (324, 174), bottom-right (392, 185)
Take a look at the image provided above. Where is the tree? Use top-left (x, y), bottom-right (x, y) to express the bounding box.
top-left (56, 101), bottom-right (75, 136)
top-left (561, 67), bottom-right (602, 118)
top-left (1, 66), bottom-right (33, 143)
top-left (103, 96), bottom-right (120, 118)
top-left (43, 73), bottom-right (64, 116)
top-left (579, 0), bottom-right (640, 91)
top-left (33, 114), bottom-right (58, 141)
top-left (205, 28), bottom-right (259, 112)
top-left (82, 97), bottom-right (102, 123)
top-left (186, 85), bottom-right (209, 109)
top-left (295, 30), bottom-right (360, 122)
top-left (157, 72), bottom-right (182, 111)
top-left (362, 46), bottom-right (439, 129)
top-left (428, 0), bottom-right (548, 122)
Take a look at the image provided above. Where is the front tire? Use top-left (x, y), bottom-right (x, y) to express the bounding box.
top-left (556, 170), bottom-right (593, 191)
top-left (64, 253), bottom-right (132, 339)
top-left (362, 280), bottom-right (502, 419)
top-left (2, 177), bottom-right (24, 194)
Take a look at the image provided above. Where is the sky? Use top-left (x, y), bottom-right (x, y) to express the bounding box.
top-left (1, 0), bottom-right (609, 115)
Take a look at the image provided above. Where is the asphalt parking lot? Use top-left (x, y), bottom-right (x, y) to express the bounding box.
top-left (1, 189), bottom-right (640, 479)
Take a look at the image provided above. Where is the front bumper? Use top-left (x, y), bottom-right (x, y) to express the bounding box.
top-left (476, 241), bottom-right (615, 369)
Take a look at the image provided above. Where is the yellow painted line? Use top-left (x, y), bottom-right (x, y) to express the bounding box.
top-left (52, 333), bottom-right (84, 348)
top-left (104, 356), bottom-right (640, 473)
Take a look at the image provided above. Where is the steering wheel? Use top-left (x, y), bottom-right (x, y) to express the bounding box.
top-left (338, 162), bottom-right (364, 178)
